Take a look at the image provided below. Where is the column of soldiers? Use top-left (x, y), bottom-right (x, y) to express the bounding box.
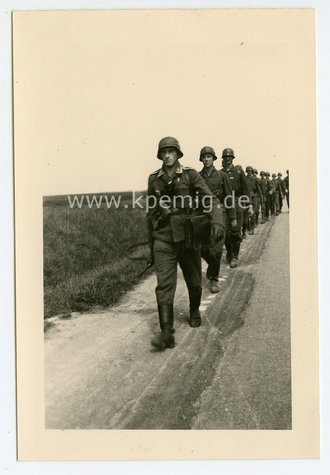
top-left (147, 136), bottom-right (289, 350)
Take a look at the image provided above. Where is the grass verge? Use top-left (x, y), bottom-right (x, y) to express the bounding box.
top-left (43, 193), bottom-right (149, 318)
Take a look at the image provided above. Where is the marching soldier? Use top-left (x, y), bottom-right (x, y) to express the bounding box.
top-left (277, 172), bottom-right (285, 213)
top-left (259, 171), bottom-right (269, 223)
top-left (283, 170), bottom-right (289, 209)
top-left (271, 173), bottom-right (280, 215)
top-left (244, 166), bottom-right (262, 235)
top-left (221, 148), bottom-right (252, 268)
top-left (147, 137), bottom-right (224, 350)
top-left (264, 172), bottom-right (274, 218)
top-left (199, 146), bottom-right (237, 293)
top-left (253, 168), bottom-right (263, 226)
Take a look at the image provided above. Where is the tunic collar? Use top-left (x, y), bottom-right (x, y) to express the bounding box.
top-left (157, 162), bottom-right (183, 178)
top-left (201, 165), bottom-right (216, 177)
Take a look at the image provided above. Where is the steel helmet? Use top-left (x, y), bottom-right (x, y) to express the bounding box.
top-left (253, 168), bottom-right (258, 174)
top-left (260, 170), bottom-right (265, 176)
top-left (245, 166), bottom-right (254, 173)
top-left (277, 172), bottom-right (282, 177)
top-left (199, 146), bottom-right (217, 162)
top-left (222, 148), bottom-right (235, 159)
top-left (272, 173), bottom-right (277, 178)
top-left (265, 172), bottom-right (270, 177)
top-left (157, 136), bottom-right (183, 159)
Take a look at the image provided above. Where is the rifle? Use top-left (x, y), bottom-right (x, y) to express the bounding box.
top-left (127, 241), bottom-right (154, 278)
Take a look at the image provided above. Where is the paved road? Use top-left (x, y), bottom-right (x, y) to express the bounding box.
top-left (45, 212), bottom-right (291, 429)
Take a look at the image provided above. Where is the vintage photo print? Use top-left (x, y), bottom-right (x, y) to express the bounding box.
top-left (13, 9), bottom-right (318, 460)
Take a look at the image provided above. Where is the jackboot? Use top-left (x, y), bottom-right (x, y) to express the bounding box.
top-left (151, 304), bottom-right (175, 350)
top-left (210, 279), bottom-right (220, 293)
top-left (188, 287), bottom-right (202, 327)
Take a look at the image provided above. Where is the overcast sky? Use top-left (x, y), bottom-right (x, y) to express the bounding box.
top-left (14, 10), bottom-right (307, 194)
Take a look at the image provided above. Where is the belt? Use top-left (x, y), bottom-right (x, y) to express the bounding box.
top-left (170, 208), bottom-right (192, 216)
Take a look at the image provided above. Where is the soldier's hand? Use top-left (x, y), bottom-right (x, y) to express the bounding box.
top-left (248, 205), bottom-right (254, 216)
top-left (231, 219), bottom-right (239, 235)
top-left (211, 223), bottom-right (224, 241)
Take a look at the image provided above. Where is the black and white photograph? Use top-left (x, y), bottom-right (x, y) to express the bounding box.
top-left (12, 8), bottom-right (318, 460)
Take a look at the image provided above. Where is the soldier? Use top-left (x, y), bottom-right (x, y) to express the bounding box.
top-left (199, 146), bottom-right (237, 293)
top-left (264, 172), bottom-right (274, 219)
top-left (259, 171), bottom-right (269, 223)
top-left (221, 148), bottom-right (253, 268)
top-left (147, 137), bottom-right (224, 350)
top-left (244, 166), bottom-right (262, 235)
top-left (277, 172), bottom-right (285, 213)
top-left (253, 168), bottom-right (263, 226)
top-left (271, 173), bottom-right (280, 215)
top-left (283, 170), bottom-right (289, 209)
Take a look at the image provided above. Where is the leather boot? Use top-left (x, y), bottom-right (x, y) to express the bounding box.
top-left (151, 304), bottom-right (175, 350)
top-left (188, 287), bottom-right (202, 327)
top-left (211, 279), bottom-right (220, 293)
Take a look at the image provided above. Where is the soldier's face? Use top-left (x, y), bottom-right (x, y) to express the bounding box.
top-left (160, 147), bottom-right (179, 167)
top-left (202, 153), bottom-right (214, 168)
top-left (222, 157), bottom-right (232, 168)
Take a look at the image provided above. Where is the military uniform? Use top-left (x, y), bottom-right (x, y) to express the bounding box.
top-left (276, 174), bottom-right (285, 212)
top-left (244, 167), bottom-right (262, 234)
top-left (221, 151), bottom-right (251, 265)
top-left (271, 175), bottom-right (280, 215)
top-left (283, 171), bottom-right (289, 208)
top-left (253, 170), bottom-right (263, 226)
top-left (199, 164), bottom-right (235, 282)
top-left (259, 172), bottom-right (269, 222)
top-left (148, 137), bottom-right (224, 350)
top-left (265, 172), bottom-right (276, 217)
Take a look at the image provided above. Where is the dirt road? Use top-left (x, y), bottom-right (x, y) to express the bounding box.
top-left (45, 212), bottom-right (291, 429)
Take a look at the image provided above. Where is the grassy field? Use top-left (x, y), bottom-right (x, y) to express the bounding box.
top-left (43, 192), bottom-right (150, 318)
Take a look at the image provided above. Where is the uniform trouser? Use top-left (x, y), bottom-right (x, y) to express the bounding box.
top-left (255, 196), bottom-right (261, 223)
top-left (201, 235), bottom-right (224, 281)
top-left (286, 192), bottom-right (290, 209)
top-left (265, 195), bottom-right (271, 218)
top-left (269, 195), bottom-right (276, 215)
top-left (153, 239), bottom-right (202, 309)
top-left (261, 199), bottom-right (266, 220)
top-left (225, 203), bottom-right (243, 260)
top-left (274, 193), bottom-right (280, 214)
top-left (242, 208), bottom-right (249, 233)
top-left (279, 193), bottom-right (283, 211)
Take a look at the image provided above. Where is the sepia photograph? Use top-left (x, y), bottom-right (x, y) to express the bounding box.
top-left (13, 8), bottom-right (318, 460)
